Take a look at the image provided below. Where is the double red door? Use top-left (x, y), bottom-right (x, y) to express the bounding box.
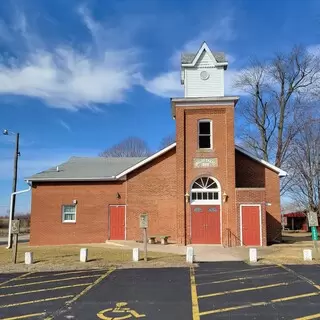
top-left (241, 205), bottom-right (261, 246)
top-left (109, 205), bottom-right (125, 240)
top-left (191, 205), bottom-right (221, 244)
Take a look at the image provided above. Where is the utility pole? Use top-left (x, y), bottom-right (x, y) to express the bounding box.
top-left (10, 133), bottom-right (19, 249)
top-left (3, 130), bottom-right (20, 249)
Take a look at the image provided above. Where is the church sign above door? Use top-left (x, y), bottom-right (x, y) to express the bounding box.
top-left (193, 158), bottom-right (218, 168)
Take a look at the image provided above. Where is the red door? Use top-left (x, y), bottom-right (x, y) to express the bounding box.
top-left (110, 206), bottom-right (125, 240)
top-left (191, 205), bottom-right (221, 244)
top-left (241, 205), bottom-right (260, 246)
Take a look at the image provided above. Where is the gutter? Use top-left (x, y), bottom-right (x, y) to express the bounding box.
top-left (7, 182), bottom-right (32, 249)
top-left (25, 176), bottom-right (118, 182)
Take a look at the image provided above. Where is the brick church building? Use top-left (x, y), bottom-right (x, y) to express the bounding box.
top-left (27, 43), bottom-right (287, 247)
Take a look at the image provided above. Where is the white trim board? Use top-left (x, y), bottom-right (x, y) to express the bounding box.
top-left (240, 204), bottom-right (262, 247)
top-left (181, 42), bottom-right (228, 68)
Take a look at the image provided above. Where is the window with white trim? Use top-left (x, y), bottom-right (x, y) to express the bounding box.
top-left (62, 205), bottom-right (76, 222)
top-left (191, 177), bottom-right (220, 204)
top-left (198, 120), bottom-right (212, 149)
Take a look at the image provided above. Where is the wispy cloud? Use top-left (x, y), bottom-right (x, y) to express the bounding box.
top-left (58, 119), bottom-right (71, 132)
top-left (0, 5), bottom-right (141, 110)
top-left (141, 15), bottom-right (238, 98)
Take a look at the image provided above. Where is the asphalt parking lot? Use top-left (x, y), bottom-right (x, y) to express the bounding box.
top-left (0, 262), bottom-right (319, 320)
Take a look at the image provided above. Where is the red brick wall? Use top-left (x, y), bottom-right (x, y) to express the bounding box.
top-left (126, 148), bottom-right (177, 242)
top-left (175, 104), bottom-right (236, 245)
top-left (30, 181), bottom-right (125, 245)
top-left (235, 150), bottom-right (265, 188)
top-left (235, 151), bottom-right (282, 244)
top-left (265, 168), bottom-right (282, 243)
top-left (30, 150), bottom-right (177, 246)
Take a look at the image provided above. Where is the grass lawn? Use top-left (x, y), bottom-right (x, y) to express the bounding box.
top-left (230, 232), bottom-right (320, 265)
top-left (0, 243), bottom-right (186, 272)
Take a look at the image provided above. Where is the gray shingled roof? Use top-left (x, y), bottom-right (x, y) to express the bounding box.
top-left (181, 51), bottom-right (227, 64)
top-left (27, 156), bottom-right (146, 181)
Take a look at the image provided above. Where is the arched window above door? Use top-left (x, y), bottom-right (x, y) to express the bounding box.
top-left (191, 177), bottom-right (220, 204)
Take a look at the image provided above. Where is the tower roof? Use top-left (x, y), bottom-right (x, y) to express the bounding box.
top-left (181, 51), bottom-right (227, 64)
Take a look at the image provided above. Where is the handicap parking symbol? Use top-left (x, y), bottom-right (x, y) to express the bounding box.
top-left (97, 302), bottom-right (146, 319)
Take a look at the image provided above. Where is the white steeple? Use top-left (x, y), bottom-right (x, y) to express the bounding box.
top-left (181, 42), bottom-right (228, 98)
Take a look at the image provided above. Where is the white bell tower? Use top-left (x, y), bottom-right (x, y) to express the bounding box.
top-left (181, 42), bottom-right (228, 98)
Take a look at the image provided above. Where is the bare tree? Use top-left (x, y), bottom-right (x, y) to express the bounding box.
top-left (159, 133), bottom-right (176, 149)
top-left (100, 137), bottom-right (151, 157)
top-left (287, 119), bottom-right (320, 213)
top-left (235, 46), bottom-right (320, 169)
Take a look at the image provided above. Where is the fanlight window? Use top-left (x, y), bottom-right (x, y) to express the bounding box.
top-left (191, 177), bottom-right (220, 203)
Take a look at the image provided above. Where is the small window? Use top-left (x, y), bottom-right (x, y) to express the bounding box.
top-left (62, 205), bottom-right (76, 223)
top-left (198, 120), bottom-right (212, 149)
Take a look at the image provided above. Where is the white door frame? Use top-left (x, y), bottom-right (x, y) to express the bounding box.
top-left (109, 205), bottom-right (127, 240)
top-left (240, 204), bottom-right (262, 246)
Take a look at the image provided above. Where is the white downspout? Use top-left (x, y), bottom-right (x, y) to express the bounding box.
top-left (7, 182), bottom-right (32, 249)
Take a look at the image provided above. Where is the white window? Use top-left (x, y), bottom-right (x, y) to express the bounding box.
top-left (191, 177), bottom-right (220, 204)
top-left (198, 120), bottom-right (212, 149)
top-left (62, 205), bottom-right (76, 223)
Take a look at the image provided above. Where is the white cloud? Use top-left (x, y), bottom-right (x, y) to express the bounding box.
top-left (307, 44), bottom-right (320, 56)
top-left (0, 7), bottom-right (141, 110)
top-left (224, 68), bottom-right (247, 96)
top-left (142, 71), bottom-right (183, 98)
top-left (58, 119), bottom-right (71, 132)
top-left (142, 15), bottom-right (238, 98)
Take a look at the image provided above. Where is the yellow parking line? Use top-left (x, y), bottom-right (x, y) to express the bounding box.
top-left (294, 313), bottom-right (320, 320)
top-left (190, 267), bottom-right (200, 320)
top-left (272, 292), bottom-right (319, 302)
top-left (43, 269), bottom-right (115, 319)
top-left (0, 274), bottom-right (101, 289)
top-left (199, 292), bottom-right (320, 316)
top-left (277, 264), bottom-right (320, 291)
top-left (53, 269), bottom-right (103, 276)
top-left (0, 272), bottom-right (34, 287)
top-left (197, 272), bottom-right (286, 286)
top-left (0, 312), bottom-right (46, 320)
top-left (0, 282), bottom-right (91, 298)
top-left (196, 265), bottom-right (276, 277)
top-left (198, 282), bottom-right (288, 299)
top-left (0, 295), bottom-right (74, 309)
top-left (20, 269), bottom-right (104, 281)
top-left (66, 268), bottom-right (115, 305)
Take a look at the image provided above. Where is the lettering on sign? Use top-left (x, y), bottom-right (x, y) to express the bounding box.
top-left (193, 158), bottom-right (218, 168)
top-left (307, 211), bottom-right (319, 227)
top-left (208, 207), bottom-right (218, 213)
top-left (97, 302), bottom-right (146, 319)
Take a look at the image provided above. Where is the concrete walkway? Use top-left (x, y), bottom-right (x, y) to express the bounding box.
top-left (105, 240), bottom-right (243, 262)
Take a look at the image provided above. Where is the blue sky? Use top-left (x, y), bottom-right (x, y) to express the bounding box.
top-left (0, 0), bottom-right (319, 215)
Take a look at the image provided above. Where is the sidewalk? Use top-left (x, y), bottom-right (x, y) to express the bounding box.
top-left (102, 240), bottom-right (243, 262)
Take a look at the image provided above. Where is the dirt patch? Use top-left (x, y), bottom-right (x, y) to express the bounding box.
top-left (0, 243), bottom-right (187, 273)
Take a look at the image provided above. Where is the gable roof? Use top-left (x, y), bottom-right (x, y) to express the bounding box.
top-left (26, 143), bottom-right (177, 182)
top-left (181, 52), bottom-right (226, 64)
top-left (26, 142), bottom-right (286, 182)
top-left (181, 42), bottom-right (228, 67)
top-left (26, 156), bottom-right (146, 182)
